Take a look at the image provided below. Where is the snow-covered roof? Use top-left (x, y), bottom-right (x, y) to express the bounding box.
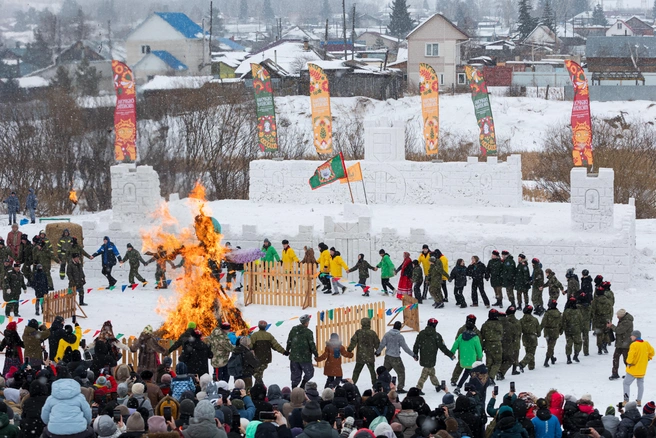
top-left (282, 25), bottom-right (321, 41)
top-left (212, 51), bottom-right (249, 68)
top-left (140, 75), bottom-right (213, 91)
top-left (155, 12), bottom-right (205, 39)
top-left (234, 41), bottom-right (322, 76)
top-left (406, 13), bottom-right (468, 39)
top-left (18, 76), bottom-right (49, 88)
top-left (215, 37), bottom-right (246, 51)
top-left (301, 60), bottom-right (350, 71)
top-left (151, 51), bottom-right (188, 71)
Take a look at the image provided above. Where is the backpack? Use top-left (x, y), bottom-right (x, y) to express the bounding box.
top-left (227, 353), bottom-right (243, 377)
top-left (205, 381), bottom-right (219, 400)
top-left (157, 396), bottom-right (179, 420)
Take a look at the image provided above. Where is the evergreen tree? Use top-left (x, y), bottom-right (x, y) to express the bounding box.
top-left (51, 65), bottom-right (73, 92)
top-left (73, 8), bottom-right (90, 41)
top-left (388, 0), bottom-right (415, 38)
top-left (239, 0), bottom-right (248, 20)
top-left (541, 0), bottom-right (555, 32)
top-left (592, 3), bottom-right (608, 26)
top-left (373, 35), bottom-right (386, 49)
top-left (75, 56), bottom-right (102, 96)
top-left (59, 0), bottom-right (81, 22)
top-left (210, 7), bottom-right (225, 37)
top-left (571, 0), bottom-right (589, 15)
top-left (263, 0), bottom-right (275, 20)
top-left (517, 0), bottom-right (537, 38)
top-left (321, 0), bottom-right (331, 21)
top-left (653, 0), bottom-right (656, 20)
top-left (24, 30), bottom-right (53, 69)
top-left (423, 0), bottom-right (429, 10)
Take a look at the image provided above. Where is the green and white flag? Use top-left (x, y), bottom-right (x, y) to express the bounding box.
top-left (309, 153), bottom-right (346, 190)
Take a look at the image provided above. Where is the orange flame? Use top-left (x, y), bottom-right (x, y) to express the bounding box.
top-left (69, 190), bottom-right (78, 205)
top-left (142, 182), bottom-right (249, 339)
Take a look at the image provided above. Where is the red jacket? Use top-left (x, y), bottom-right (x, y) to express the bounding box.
top-left (549, 391), bottom-right (564, 424)
top-left (6, 231), bottom-right (21, 259)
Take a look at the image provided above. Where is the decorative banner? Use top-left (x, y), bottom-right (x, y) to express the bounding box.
top-left (339, 162), bottom-right (363, 184)
top-left (250, 64), bottom-right (279, 152)
top-left (464, 66), bottom-right (497, 156)
top-left (419, 63), bottom-right (440, 156)
top-left (112, 61), bottom-right (137, 162)
top-left (564, 60), bottom-right (593, 167)
top-left (309, 153), bottom-right (347, 190)
top-left (308, 63), bottom-right (333, 154)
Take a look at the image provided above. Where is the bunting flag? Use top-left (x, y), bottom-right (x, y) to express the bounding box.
top-left (111, 60), bottom-right (137, 162)
top-left (464, 65), bottom-right (497, 156)
top-left (564, 60), bottom-right (593, 167)
top-left (308, 63), bottom-right (333, 154)
top-left (309, 153), bottom-right (347, 190)
top-left (419, 63), bottom-right (440, 156)
top-left (251, 63), bottom-right (279, 152)
top-left (339, 162), bottom-right (363, 184)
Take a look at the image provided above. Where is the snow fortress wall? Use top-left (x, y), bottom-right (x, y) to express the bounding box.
top-left (111, 164), bottom-right (162, 224)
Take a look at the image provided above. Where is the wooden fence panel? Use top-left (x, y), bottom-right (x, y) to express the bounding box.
top-left (118, 337), bottom-right (181, 369)
top-left (42, 288), bottom-right (77, 323)
top-left (315, 301), bottom-right (386, 368)
top-left (243, 262), bottom-right (316, 309)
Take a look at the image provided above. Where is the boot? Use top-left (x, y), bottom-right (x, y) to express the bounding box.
top-left (299, 379), bottom-right (308, 390)
top-left (551, 356), bottom-right (557, 364)
top-left (598, 347), bottom-right (604, 355)
top-left (567, 355), bottom-right (572, 364)
top-left (79, 296), bottom-right (88, 306)
top-left (511, 365), bottom-right (520, 375)
top-left (518, 363), bottom-right (525, 373)
top-left (609, 374), bottom-right (620, 380)
top-left (544, 356), bottom-right (550, 368)
top-left (573, 353), bottom-right (580, 363)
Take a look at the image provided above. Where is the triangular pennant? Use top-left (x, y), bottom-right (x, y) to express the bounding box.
top-left (363, 286), bottom-right (371, 293)
top-left (349, 282), bottom-right (356, 284)
top-left (319, 311), bottom-right (325, 322)
top-left (8, 317), bottom-right (13, 323)
top-left (386, 309), bottom-right (392, 316)
top-left (275, 321), bottom-right (285, 327)
top-left (97, 288), bottom-right (105, 291)
top-left (44, 322), bottom-right (50, 328)
top-left (108, 286), bottom-right (116, 290)
top-left (116, 334), bottom-right (124, 339)
top-left (17, 318), bottom-right (23, 324)
top-left (131, 284), bottom-right (138, 290)
top-left (377, 308), bottom-right (384, 319)
top-left (176, 277), bottom-right (183, 281)
top-left (328, 309), bottom-right (334, 320)
top-left (367, 309), bottom-right (374, 319)
top-left (249, 326), bottom-right (257, 332)
top-left (166, 279), bottom-right (172, 285)
top-left (0, 316), bottom-right (5, 324)
top-left (93, 330), bottom-right (100, 337)
top-left (121, 285), bottom-right (128, 292)
top-left (31, 298), bottom-right (36, 304)
top-left (87, 288), bottom-right (92, 293)
top-left (265, 324), bottom-right (271, 331)
top-left (83, 329), bottom-right (91, 334)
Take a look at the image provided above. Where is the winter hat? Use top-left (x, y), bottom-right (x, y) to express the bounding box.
top-left (140, 370), bottom-right (154, 381)
top-left (498, 406), bottom-right (514, 419)
top-left (536, 399), bottom-right (548, 410)
top-left (148, 416), bottom-right (167, 433)
top-left (194, 400), bottom-right (216, 422)
top-left (442, 393), bottom-right (455, 406)
top-left (580, 394), bottom-right (592, 402)
top-left (532, 257), bottom-right (540, 264)
top-left (644, 402), bottom-right (656, 415)
top-left (199, 373), bottom-right (212, 390)
top-left (374, 422), bottom-right (395, 438)
top-left (379, 249), bottom-right (386, 255)
top-left (488, 309), bottom-right (499, 319)
top-left (321, 388), bottom-right (334, 401)
top-left (163, 357), bottom-right (173, 367)
top-left (187, 322), bottom-right (197, 329)
top-left (548, 300), bottom-right (558, 309)
top-left (632, 330), bottom-right (642, 339)
top-left (28, 319), bottom-right (38, 329)
top-left (445, 418), bottom-right (459, 433)
top-left (523, 305), bottom-right (533, 314)
top-left (143, 325), bottom-right (153, 334)
top-left (117, 382), bottom-right (129, 398)
top-left (472, 361), bottom-right (487, 374)
top-left (5, 322), bottom-right (16, 332)
top-left (422, 244), bottom-right (429, 250)
top-left (393, 321), bottom-right (403, 330)
top-left (131, 383), bottom-right (145, 396)
top-left (126, 412), bottom-right (145, 432)
top-left (606, 406), bottom-right (616, 416)
top-left (161, 374), bottom-right (172, 384)
top-left (97, 415), bottom-right (118, 438)
top-left (467, 314), bottom-right (477, 322)
top-left (594, 275), bottom-right (604, 285)
top-left (501, 250), bottom-right (509, 255)
top-left (217, 381), bottom-right (229, 391)
top-left (506, 306), bottom-right (516, 315)
top-left (626, 402), bottom-right (638, 412)
top-left (299, 314), bottom-right (311, 324)
top-left (176, 362), bottom-right (188, 375)
top-left (301, 401), bottom-right (323, 422)
top-left (95, 376), bottom-right (108, 387)
top-left (127, 243), bottom-right (133, 249)
top-left (427, 318), bottom-right (438, 327)
top-left (196, 391), bottom-right (208, 401)
top-left (232, 399), bottom-right (245, 410)
top-left (492, 250), bottom-right (500, 256)
top-left (305, 381), bottom-right (318, 392)
top-left (617, 309), bottom-right (627, 318)
top-left (234, 379), bottom-right (246, 390)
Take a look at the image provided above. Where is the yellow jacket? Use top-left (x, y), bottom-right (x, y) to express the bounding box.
top-left (627, 339), bottom-right (655, 378)
top-left (330, 256), bottom-right (349, 278)
top-left (440, 255), bottom-right (449, 281)
top-left (418, 253), bottom-right (431, 275)
top-left (55, 325), bottom-right (82, 362)
top-left (318, 250), bottom-right (331, 273)
top-left (282, 247), bottom-right (299, 269)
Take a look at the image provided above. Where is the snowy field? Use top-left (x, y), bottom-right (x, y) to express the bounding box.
top-left (3, 201), bottom-right (656, 411)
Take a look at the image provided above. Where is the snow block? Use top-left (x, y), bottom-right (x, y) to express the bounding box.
top-left (111, 164), bottom-right (162, 225)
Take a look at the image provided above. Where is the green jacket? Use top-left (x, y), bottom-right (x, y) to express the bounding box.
top-left (412, 325), bottom-right (454, 368)
top-left (66, 244), bottom-right (91, 263)
top-left (66, 260), bottom-right (86, 289)
top-left (411, 266), bottom-right (423, 284)
top-left (450, 331), bottom-right (483, 369)
top-left (33, 247), bottom-right (58, 270)
top-left (611, 313), bottom-right (634, 349)
top-left (428, 263), bottom-right (445, 291)
top-left (18, 242), bottom-right (33, 265)
top-left (347, 318), bottom-right (380, 364)
top-left (532, 264), bottom-right (544, 292)
top-left (261, 245), bottom-right (280, 263)
top-left (502, 314), bottom-right (522, 350)
top-left (286, 324), bottom-right (317, 363)
top-left (251, 329), bottom-right (286, 364)
top-left (347, 259), bottom-right (376, 280)
top-left (206, 328), bottom-right (235, 368)
top-left (124, 248), bottom-right (148, 267)
top-left (3, 270), bottom-right (26, 302)
top-left (487, 258), bottom-right (503, 288)
top-left (520, 313), bottom-right (540, 346)
top-left (545, 272), bottom-right (563, 295)
top-left (377, 255), bottom-right (395, 279)
top-left (515, 262), bottom-right (531, 292)
top-left (540, 308), bottom-right (562, 340)
top-left (561, 307), bottom-right (581, 337)
top-left (501, 255), bottom-right (516, 288)
top-left (566, 277), bottom-right (580, 298)
top-left (481, 319), bottom-right (504, 349)
top-left (591, 293), bottom-right (613, 328)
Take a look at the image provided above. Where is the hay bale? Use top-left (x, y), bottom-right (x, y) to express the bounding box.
top-left (45, 222), bottom-right (84, 250)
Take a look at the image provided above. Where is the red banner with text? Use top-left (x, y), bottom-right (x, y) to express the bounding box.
top-left (112, 61), bottom-right (137, 162)
top-left (564, 60), bottom-right (593, 167)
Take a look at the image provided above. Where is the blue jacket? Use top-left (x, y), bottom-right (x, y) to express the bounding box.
top-left (26, 190), bottom-right (37, 210)
top-left (171, 376), bottom-right (196, 401)
top-left (94, 237), bottom-right (121, 266)
top-left (41, 379), bottom-right (91, 435)
top-left (532, 413), bottom-right (562, 438)
top-left (236, 396), bottom-right (256, 421)
top-left (4, 195), bottom-right (19, 213)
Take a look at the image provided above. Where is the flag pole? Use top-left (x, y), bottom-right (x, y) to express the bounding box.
top-left (341, 152), bottom-right (355, 204)
top-left (361, 177), bottom-right (368, 205)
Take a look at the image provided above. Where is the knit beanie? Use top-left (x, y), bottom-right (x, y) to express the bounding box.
top-left (445, 418), bottom-right (459, 433)
top-left (97, 415), bottom-right (118, 438)
top-left (117, 383), bottom-right (129, 398)
top-left (605, 406), bottom-right (616, 416)
top-left (232, 399), bottom-right (245, 410)
top-left (131, 383), bottom-right (145, 396)
top-left (234, 379), bottom-right (246, 390)
top-left (126, 412), bottom-right (145, 432)
top-left (644, 402), bottom-right (656, 415)
top-left (194, 400), bottom-right (216, 422)
top-left (321, 388), bottom-right (334, 401)
top-left (498, 406), bottom-right (514, 419)
top-left (161, 374), bottom-right (172, 384)
top-left (617, 309), bottom-right (627, 318)
top-left (301, 401), bottom-right (322, 422)
top-left (373, 422), bottom-right (395, 438)
top-left (148, 416), bottom-right (168, 433)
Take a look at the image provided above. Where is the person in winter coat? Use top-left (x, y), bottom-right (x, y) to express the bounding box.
top-left (33, 240), bottom-right (58, 290)
top-left (531, 259), bottom-right (545, 316)
top-left (21, 380), bottom-right (49, 438)
top-left (207, 321), bottom-right (235, 382)
top-left (19, 234), bottom-right (34, 286)
top-left (411, 260), bottom-right (424, 304)
top-left (91, 236), bottom-right (122, 288)
top-left (129, 325), bottom-right (168, 374)
top-left (67, 253), bottom-right (87, 306)
top-left (413, 318), bottom-right (455, 394)
top-left (41, 379), bottom-right (92, 436)
top-left (632, 402), bottom-right (656, 434)
top-left (0, 409), bottom-right (19, 438)
top-left (395, 252), bottom-right (413, 299)
top-left (182, 400), bottom-right (228, 438)
top-left (251, 320), bottom-right (287, 383)
top-left (433, 249), bottom-right (450, 303)
top-left (578, 271), bottom-right (593, 357)
top-left (317, 243), bottom-right (332, 293)
top-left (6, 224), bottom-right (21, 259)
top-left (428, 256), bottom-right (447, 308)
top-left (90, 321), bottom-right (126, 374)
top-left (449, 259), bottom-right (469, 308)
top-left (168, 322), bottom-right (213, 376)
top-left (33, 263), bottom-right (48, 314)
top-left (493, 405), bottom-right (529, 438)
top-left (515, 255), bottom-right (531, 310)
top-left (395, 399), bottom-right (420, 438)
top-left (329, 248), bottom-right (349, 296)
top-left (499, 306), bottom-right (522, 379)
top-left (48, 316), bottom-right (68, 361)
top-left (121, 383), bottom-right (154, 417)
top-left (601, 406), bottom-right (620, 438)
top-left (450, 314), bottom-right (482, 387)
top-left (467, 256), bottom-right (490, 308)
top-left (229, 337), bottom-right (260, 391)
top-left (622, 330), bottom-right (654, 405)
top-left (281, 240), bottom-right (299, 271)
top-left (316, 333), bottom-right (354, 388)
top-left (609, 309), bottom-right (634, 380)
top-left (481, 309), bottom-right (504, 380)
top-left (377, 250), bottom-right (396, 296)
top-left (297, 401), bottom-right (339, 438)
top-left (450, 318), bottom-right (483, 393)
top-left (500, 251), bottom-right (517, 307)
top-left (545, 390), bottom-right (565, 425)
top-left (541, 300), bottom-right (562, 368)
top-left (260, 238), bottom-right (280, 264)
top-left (23, 319), bottom-right (50, 367)
top-left (4, 192), bottom-right (19, 226)
top-left (591, 288), bottom-right (613, 355)
top-left (0, 321), bottom-right (24, 375)
top-left (376, 321), bottom-right (414, 393)
top-left (145, 246), bottom-right (175, 290)
top-left (3, 263), bottom-right (26, 317)
top-left (57, 229), bottom-right (73, 280)
top-left (531, 399), bottom-right (562, 438)
top-left (121, 244), bottom-right (148, 286)
top-left (561, 297), bottom-right (582, 364)
top-left (348, 254), bottom-right (377, 297)
top-left (487, 251), bottom-right (504, 308)
top-left (519, 306), bottom-right (540, 372)
top-left (170, 362), bottom-right (197, 401)
top-left (543, 270), bottom-right (564, 303)
top-left (26, 188), bottom-right (37, 224)
top-left (418, 245), bottom-right (432, 299)
top-left (286, 314), bottom-right (318, 389)
top-left (348, 317), bottom-right (380, 387)
top-left (616, 401), bottom-right (640, 438)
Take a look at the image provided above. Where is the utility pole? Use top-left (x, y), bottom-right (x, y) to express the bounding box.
top-left (209, 2), bottom-right (213, 57)
top-left (325, 19), bottom-right (329, 60)
top-left (342, 0), bottom-right (347, 60)
top-left (108, 20), bottom-right (113, 59)
top-left (351, 5), bottom-right (355, 60)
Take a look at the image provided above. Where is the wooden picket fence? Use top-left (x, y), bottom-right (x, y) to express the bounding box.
top-left (243, 261), bottom-right (317, 309)
top-left (42, 288), bottom-right (82, 323)
top-left (387, 295), bottom-right (420, 332)
top-left (315, 301), bottom-right (387, 368)
top-left (116, 337), bottom-right (181, 368)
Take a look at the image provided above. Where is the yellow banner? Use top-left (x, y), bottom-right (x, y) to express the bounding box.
top-left (340, 162), bottom-right (363, 184)
top-left (419, 63), bottom-right (439, 156)
top-left (308, 63), bottom-right (333, 154)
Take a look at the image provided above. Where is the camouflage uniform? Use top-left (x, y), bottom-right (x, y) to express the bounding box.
top-left (544, 271), bottom-right (564, 302)
top-left (66, 259), bottom-right (86, 305)
top-left (287, 322), bottom-right (318, 388)
top-left (18, 240), bottom-right (34, 285)
top-left (499, 311), bottom-right (522, 377)
top-left (428, 263), bottom-right (446, 306)
top-left (515, 261), bottom-right (531, 309)
top-left (519, 311), bottom-right (540, 370)
top-left (207, 328), bottom-right (235, 369)
top-left (540, 306), bottom-right (562, 364)
top-left (481, 314), bottom-right (504, 379)
top-left (251, 328), bottom-right (286, 383)
top-left (566, 276), bottom-right (580, 299)
top-left (3, 268), bottom-right (26, 317)
top-left (124, 248), bottom-right (148, 284)
top-left (347, 318), bottom-right (380, 386)
top-left (57, 231), bottom-right (73, 280)
top-left (412, 324), bottom-right (454, 390)
top-left (561, 303), bottom-right (582, 359)
top-left (451, 323), bottom-right (481, 385)
top-left (33, 245), bottom-right (58, 289)
top-left (531, 263), bottom-right (545, 313)
top-left (146, 249), bottom-right (176, 289)
top-left (610, 312), bottom-right (634, 377)
top-left (0, 244), bottom-right (12, 275)
top-left (487, 257), bottom-right (504, 306)
top-left (501, 255), bottom-right (516, 306)
top-left (591, 291), bottom-right (613, 352)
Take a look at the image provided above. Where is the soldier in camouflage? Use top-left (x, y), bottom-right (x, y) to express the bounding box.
top-left (561, 297), bottom-right (582, 364)
top-left (514, 254), bottom-right (531, 309)
top-left (499, 306), bottom-right (522, 379)
top-left (450, 314), bottom-right (481, 387)
top-left (286, 314), bottom-right (318, 389)
top-left (531, 258), bottom-right (545, 316)
top-left (412, 318), bottom-right (455, 394)
top-left (66, 253), bottom-right (87, 306)
top-left (207, 321), bottom-right (235, 382)
top-left (481, 308), bottom-right (504, 381)
top-left (608, 309), bottom-right (634, 380)
top-left (540, 300), bottom-right (562, 367)
top-left (518, 305), bottom-right (540, 371)
top-left (486, 250), bottom-right (504, 308)
top-left (428, 257), bottom-right (446, 309)
top-left (544, 269), bottom-right (564, 302)
top-left (500, 251), bottom-right (516, 307)
top-left (251, 320), bottom-right (287, 384)
top-left (578, 269), bottom-right (594, 356)
top-left (18, 234), bottom-right (33, 286)
top-left (0, 240), bottom-right (11, 273)
top-left (348, 317), bottom-right (380, 386)
top-left (3, 263), bottom-right (26, 317)
top-left (33, 240), bottom-right (58, 290)
top-left (565, 268), bottom-right (580, 299)
top-left (122, 243), bottom-right (148, 286)
top-left (591, 286), bottom-right (614, 355)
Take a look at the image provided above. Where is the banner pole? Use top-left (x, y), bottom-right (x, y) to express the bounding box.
top-left (361, 179), bottom-right (368, 205)
top-left (341, 152), bottom-right (354, 204)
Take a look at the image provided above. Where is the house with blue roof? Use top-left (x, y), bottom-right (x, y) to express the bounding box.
top-left (126, 12), bottom-right (210, 82)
